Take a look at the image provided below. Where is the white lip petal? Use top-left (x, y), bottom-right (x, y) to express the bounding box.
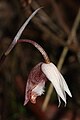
top-left (41, 62), bottom-right (66, 104)
top-left (32, 80), bottom-right (45, 96)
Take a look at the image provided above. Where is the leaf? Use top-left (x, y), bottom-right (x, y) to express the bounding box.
top-left (5, 7), bottom-right (42, 55)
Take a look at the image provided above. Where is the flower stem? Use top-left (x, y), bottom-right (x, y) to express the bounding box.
top-left (17, 39), bottom-right (50, 63)
top-left (42, 8), bottom-right (80, 111)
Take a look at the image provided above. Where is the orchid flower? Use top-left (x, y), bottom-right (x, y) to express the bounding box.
top-left (0, 8), bottom-right (72, 106)
top-left (23, 60), bottom-right (72, 106)
top-left (18, 39), bottom-right (72, 106)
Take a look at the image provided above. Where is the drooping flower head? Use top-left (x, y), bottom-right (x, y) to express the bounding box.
top-left (24, 61), bottom-right (72, 106)
top-left (18, 39), bottom-right (72, 106)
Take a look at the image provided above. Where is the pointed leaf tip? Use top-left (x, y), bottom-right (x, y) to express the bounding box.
top-left (5, 7), bottom-right (43, 56)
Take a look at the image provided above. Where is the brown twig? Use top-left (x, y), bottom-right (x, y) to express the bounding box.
top-left (52, 1), bottom-right (80, 50)
top-left (19, 0), bottom-right (66, 45)
top-left (32, 17), bottom-right (65, 45)
top-left (42, 8), bottom-right (80, 111)
top-left (31, 0), bottom-right (62, 32)
top-left (51, 0), bottom-right (70, 35)
top-left (20, 0), bottom-right (80, 52)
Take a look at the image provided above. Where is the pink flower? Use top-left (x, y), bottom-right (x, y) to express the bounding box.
top-left (24, 62), bottom-right (72, 106)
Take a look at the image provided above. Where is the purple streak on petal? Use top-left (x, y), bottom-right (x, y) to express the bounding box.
top-left (24, 62), bottom-right (47, 105)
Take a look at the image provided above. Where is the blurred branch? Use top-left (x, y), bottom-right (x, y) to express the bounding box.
top-left (31, 0), bottom-right (64, 34)
top-left (19, 0), bottom-right (80, 52)
top-left (61, 0), bottom-right (79, 14)
top-left (51, 0), bottom-right (79, 49)
top-left (51, 0), bottom-right (70, 35)
top-left (42, 8), bottom-right (80, 111)
top-left (19, 0), bottom-right (66, 45)
top-left (31, 17), bottom-right (65, 45)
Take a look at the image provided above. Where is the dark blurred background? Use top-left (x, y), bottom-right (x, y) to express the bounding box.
top-left (0, 0), bottom-right (80, 120)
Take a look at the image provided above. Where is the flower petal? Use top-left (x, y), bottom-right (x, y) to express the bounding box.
top-left (24, 62), bottom-right (47, 105)
top-left (32, 80), bottom-right (45, 96)
top-left (59, 72), bottom-right (72, 97)
top-left (58, 95), bottom-right (61, 107)
top-left (41, 62), bottom-right (66, 104)
top-left (24, 98), bottom-right (29, 105)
